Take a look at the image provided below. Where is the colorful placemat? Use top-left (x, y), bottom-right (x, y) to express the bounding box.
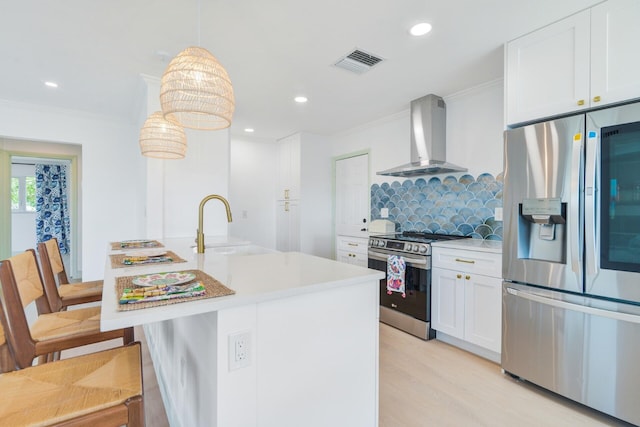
top-left (110, 240), bottom-right (164, 250)
top-left (115, 269), bottom-right (234, 311)
top-left (108, 251), bottom-right (187, 269)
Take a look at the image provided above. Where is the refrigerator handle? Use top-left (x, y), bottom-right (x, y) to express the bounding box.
top-left (570, 133), bottom-right (583, 274)
top-left (585, 131), bottom-right (598, 276)
top-left (506, 287), bottom-right (640, 324)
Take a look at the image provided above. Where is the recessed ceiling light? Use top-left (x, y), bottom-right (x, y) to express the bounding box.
top-left (294, 96), bottom-right (308, 103)
top-left (44, 81), bottom-right (59, 88)
top-left (409, 23), bottom-right (432, 36)
top-left (244, 128), bottom-right (254, 133)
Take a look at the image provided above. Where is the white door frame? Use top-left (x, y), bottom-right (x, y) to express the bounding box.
top-left (1, 141), bottom-right (80, 278)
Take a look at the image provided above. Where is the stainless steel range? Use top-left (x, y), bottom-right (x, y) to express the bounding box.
top-left (368, 231), bottom-right (468, 340)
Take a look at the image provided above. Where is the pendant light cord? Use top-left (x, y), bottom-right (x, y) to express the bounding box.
top-left (197, 0), bottom-right (201, 46)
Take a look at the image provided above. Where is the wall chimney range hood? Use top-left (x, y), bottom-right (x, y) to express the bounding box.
top-left (377, 94), bottom-right (466, 177)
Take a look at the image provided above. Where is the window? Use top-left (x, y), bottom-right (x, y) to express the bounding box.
top-left (11, 175), bottom-right (36, 212)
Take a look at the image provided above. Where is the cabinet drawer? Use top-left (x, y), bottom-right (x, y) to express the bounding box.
top-left (337, 236), bottom-right (368, 256)
top-left (432, 247), bottom-right (502, 278)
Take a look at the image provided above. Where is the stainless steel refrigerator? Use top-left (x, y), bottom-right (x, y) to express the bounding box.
top-left (502, 101), bottom-right (640, 425)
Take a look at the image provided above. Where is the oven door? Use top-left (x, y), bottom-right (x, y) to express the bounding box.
top-left (368, 248), bottom-right (430, 322)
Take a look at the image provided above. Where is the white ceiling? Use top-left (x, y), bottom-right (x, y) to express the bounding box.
top-left (1, 0), bottom-right (602, 140)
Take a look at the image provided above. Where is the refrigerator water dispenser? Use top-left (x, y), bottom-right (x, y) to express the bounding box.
top-left (518, 198), bottom-right (566, 263)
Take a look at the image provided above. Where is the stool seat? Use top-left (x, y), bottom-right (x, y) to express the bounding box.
top-left (0, 343), bottom-right (143, 426)
top-left (37, 239), bottom-right (103, 309)
top-left (58, 280), bottom-right (103, 303)
top-left (30, 306), bottom-right (101, 341)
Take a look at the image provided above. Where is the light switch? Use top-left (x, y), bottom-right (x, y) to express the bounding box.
top-left (494, 207), bottom-right (503, 221)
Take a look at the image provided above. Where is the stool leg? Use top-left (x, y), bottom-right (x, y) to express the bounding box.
top-left (126, 395), bottom-right (145, 427)
top-left (123, 327), bottom-right (135, 345)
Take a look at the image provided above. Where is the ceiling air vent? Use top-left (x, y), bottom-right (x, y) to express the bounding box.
top-left (334, 49), bottom-right (383, 74)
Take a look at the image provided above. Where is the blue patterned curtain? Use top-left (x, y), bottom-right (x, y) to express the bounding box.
top-left (35, 164), bottom-right (71, 254)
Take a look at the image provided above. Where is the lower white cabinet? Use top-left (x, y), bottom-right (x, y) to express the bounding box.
top-left (432, 245), bottom-right (502, 356)
top-left (336, 235), bottom-right (368, 267)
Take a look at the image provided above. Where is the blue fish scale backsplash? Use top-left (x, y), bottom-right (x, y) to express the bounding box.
top-left (371, 173), bottom-right (503, 240)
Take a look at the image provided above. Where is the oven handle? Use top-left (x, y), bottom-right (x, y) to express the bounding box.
top-left (368, 249), bottom-right (429, 270)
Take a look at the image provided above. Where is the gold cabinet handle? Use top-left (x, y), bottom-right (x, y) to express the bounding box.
top-left (284, 189), bottom-right (290, 199)
top-left (465, 275), bottom-right (471, 280)
top-left (456, 274), bottom-right (462, 279)
top-left (348, 243), bottom-right (358, 247)
top-left (284, 201), bottom-right (289, 212)
top-left (577, 99), bottom-right (585, 106)
top-left (593, 95), bottom-right (601, 103)
top-left (455, 258), bottom-right (475, 264)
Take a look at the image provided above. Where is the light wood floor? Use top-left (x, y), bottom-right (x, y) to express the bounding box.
top-left (64, 323), bottom-right (633, 426)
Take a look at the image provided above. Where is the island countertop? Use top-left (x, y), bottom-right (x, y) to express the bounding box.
top-left (100, 237), bottom-right (384, 331)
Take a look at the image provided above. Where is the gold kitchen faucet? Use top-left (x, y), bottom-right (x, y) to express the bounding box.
top-left (196, 195), bottom-right (233, 253)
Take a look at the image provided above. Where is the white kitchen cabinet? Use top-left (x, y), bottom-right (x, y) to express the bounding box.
top-left (432, 245), bottom-right (502, 359)
top-left (505, 0), bottom-right (640, 125)
top-left (277, 134), bottom-right (301, 200)
top-left (276, 199), bottom-right (300, 252)
top-left (275, 133), bottom-right (331, 257)
top-left (590, 0), bottom-right (640, 108)
top-left (336, 235), bottom-right (368, 267)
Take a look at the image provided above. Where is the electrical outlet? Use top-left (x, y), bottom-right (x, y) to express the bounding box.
top-left (228, 331), bottom-right (251, 371)
top-left (495, 207), bottom-right (503, 221)
top-left (381, 208), bottom-right (389, 218)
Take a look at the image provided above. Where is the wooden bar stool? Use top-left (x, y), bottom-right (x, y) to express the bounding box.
top-left (0, 250), bottom-right (134, 369)
top-left (0, 318), bottom-right (144, 426)
top-left (37, 238), bottom-right (103, 309)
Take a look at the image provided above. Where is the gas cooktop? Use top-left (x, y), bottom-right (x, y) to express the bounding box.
top-left (376, 231), bottom-right (470, 244)
top-left (369, 231), bottom-right (469, 256)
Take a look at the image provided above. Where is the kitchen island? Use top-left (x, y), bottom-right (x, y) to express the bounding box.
top-left (101, 237), bottom-right (383, 427)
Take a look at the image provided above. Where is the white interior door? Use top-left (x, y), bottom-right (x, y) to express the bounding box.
top-left (335, 154), bottom-right (369, 236)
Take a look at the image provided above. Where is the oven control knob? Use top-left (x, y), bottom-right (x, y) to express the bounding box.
top-left (419, 245), bottom-right (428, 254)
top-left (378, 240), bottom-right (385, 247)
top-left (410, 244), bottom-right (418, 252)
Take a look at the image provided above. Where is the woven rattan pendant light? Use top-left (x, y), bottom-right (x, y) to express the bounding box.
top-left (159, 46), bottom-right (234, 130)
top-left (139, 111), bottom-right (187, 159)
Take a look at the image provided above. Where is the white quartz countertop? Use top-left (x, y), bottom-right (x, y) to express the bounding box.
top-left (101, 237), bottom-right (384, 331)
top-left (431, 238), bottom-right (503, 254)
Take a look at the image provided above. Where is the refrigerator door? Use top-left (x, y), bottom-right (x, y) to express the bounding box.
top-left (503, 115), bottom-right (584, 292)
top-left (586, 102), bottom-right (640, 303)
top-left (502, 282), bottom-right (640, 426)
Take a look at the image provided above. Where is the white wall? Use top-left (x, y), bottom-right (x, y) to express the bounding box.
top-left (0, 93), bottom-right (232, 279)
top-left (444, 79), bottom-right (505, 177)
top-left (229, 135), bottom-right (277, 249)
top-left (141, 77), bottom-right (231, 242)
top-left (0, 100), bottom-right (144, 279)
top-left (329, 79), bottom-right (505, 181)
top-left (330, 111), bottom-right (410, 186)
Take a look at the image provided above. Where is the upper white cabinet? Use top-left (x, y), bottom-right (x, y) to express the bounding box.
top-left (505, 0), bottom-right (640, 125)
top-left (275, 133), bottom-right (332, 258)
top-left (590, 0), bottom-right (640, 107)
top-left (277, 134), bottom-right (301, 200)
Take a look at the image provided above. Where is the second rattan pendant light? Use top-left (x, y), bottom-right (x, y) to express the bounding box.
top-left (160, 46), bottom-right (235, 130)
top-left (139, 111), bottom-right (187, 159)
